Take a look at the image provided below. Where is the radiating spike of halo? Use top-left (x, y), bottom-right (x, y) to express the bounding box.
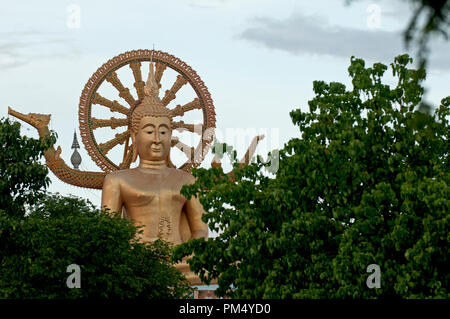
top-left (130, 61), bottom-right (145, 100)
top-left (91, 117), bottom-right (128, 130)
top-left (155, 62), bottom-right (166, 88)
top-left (105, 71), bottom-right (137, 107)
top-left (211, 155), bottom-right (222, 168)
top-left (99, 130), bottom-right (130, 155)
top-left (170, 137), bottom-right (179, 147)
top-left (171, 98), bottom-right (202, 117)
top-left (173, 139), bottom-right (195, 161)
top-left (92, 93), bottom-right (129, 115)
top-left (240, 135), bottom-right (265, 165)
top-left (172, 121), bottom-right (202, 134)
top-left (161, 75), bottom-right (188, 106)
top-left (119, 145), bottom-right (133, 169)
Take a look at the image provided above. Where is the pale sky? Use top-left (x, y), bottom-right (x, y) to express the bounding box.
top-left (1, 0), bottom-right (449, 208)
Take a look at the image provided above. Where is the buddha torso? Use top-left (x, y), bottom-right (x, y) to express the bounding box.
top-left (104, 167), bottom-right (196, 245)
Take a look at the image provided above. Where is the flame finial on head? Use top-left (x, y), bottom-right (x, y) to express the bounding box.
top-left (143, 53), bottom-right (160, 100)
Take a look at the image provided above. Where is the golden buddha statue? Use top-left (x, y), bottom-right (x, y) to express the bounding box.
top-left (101, 62), bottom-right (208, 283)
top-left (7, 49), bottom-right (264, 287)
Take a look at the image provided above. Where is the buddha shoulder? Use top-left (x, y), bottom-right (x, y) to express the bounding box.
top-left (169, 168), bottom-right (196, 185)
top-left (102, 168), bottom-right (138, 185)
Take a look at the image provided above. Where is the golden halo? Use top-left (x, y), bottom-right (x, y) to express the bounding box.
top-left (78, 49), bottom-right (216, 172)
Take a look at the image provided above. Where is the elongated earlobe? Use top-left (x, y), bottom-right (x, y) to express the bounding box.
top-left (131, 145), bottom-right (137, 163)
top-left (131, 133), bottom-right (138, 163)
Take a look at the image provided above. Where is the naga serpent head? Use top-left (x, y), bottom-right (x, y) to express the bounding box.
top-left (8, 107), bottom-right (51, 130)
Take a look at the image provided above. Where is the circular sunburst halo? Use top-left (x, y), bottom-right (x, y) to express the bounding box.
top-left (78, 49), bottom-right (216, 172)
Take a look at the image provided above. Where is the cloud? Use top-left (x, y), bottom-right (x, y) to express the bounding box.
top-left (238, 12), bottom-right (450, 70)
top-left (0, 31), bottom-right (79, 70)
top-left (181, 0), bottom-right (226, 8)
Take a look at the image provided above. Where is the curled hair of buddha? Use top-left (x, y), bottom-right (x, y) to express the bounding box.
top-left (131, 104), bottom-right (172, 133)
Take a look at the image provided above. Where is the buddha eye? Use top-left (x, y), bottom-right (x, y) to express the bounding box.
top-left (147, 131), bottom-right (153, 134)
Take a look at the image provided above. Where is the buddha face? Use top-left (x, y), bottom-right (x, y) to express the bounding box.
top-left (132, 116), bottom-right (172, 162)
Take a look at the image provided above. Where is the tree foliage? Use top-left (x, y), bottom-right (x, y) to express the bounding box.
top-left (0, 118), bottom-right (55, 219)
top-left (173, 54), bottom-right (449, 298)
top-left (0, 193), bottom-right (189, 299)
top-left (0, 119), bottom-right (189, 298)
top-left (403, 0), bottom-right (450, 48)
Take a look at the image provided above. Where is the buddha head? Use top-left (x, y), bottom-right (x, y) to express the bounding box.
top-left (130, 62), bottom-right (173, 163)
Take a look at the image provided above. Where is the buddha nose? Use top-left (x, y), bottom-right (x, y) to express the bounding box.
top-left (154, 132), bottom-right (161, 144)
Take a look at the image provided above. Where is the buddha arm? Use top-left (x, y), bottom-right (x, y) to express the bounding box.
top-left (184, 196), bottom-right (208, 240)
top-left (101, 173), bottom-right (123, 215)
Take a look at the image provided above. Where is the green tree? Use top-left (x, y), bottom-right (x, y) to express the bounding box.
top-left (0, 119), bottom-right (189, 298)
top-left (0, 193), bottom-right (189, 298)
top-left (0, 118), bottom-right (55, 219)
top-left (173, 54), bottom-right (449, 298)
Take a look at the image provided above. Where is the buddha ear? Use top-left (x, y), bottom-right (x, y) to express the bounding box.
top-left (131, 132), bottom-right (138, 163)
